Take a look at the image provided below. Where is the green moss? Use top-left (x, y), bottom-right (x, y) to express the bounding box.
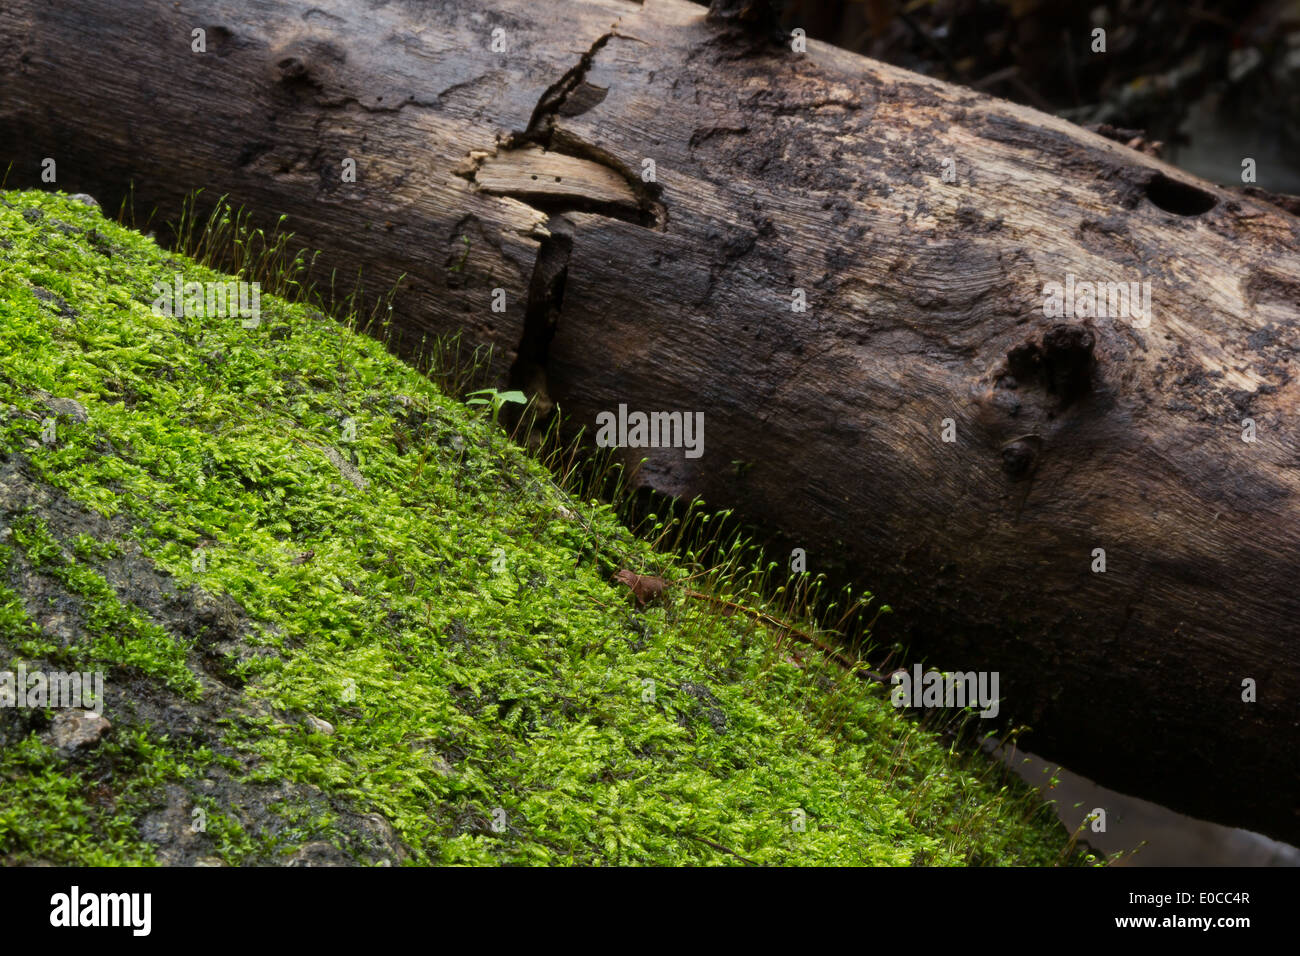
top-left (0, 555), bottom-right (52, 659)
top-left (8, 514), bottom-right (199, 694)
top-left (0, 189), bottom-right (1081, 865)
top-left (0, 731), bottom-right (186, 867)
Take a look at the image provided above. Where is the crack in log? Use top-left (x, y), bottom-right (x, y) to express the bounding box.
top-left (522, 31), bottom-right (619, 140)
top-left (455, 28), bottom-right (666, 415)
top-left (750, 98), bottom-right (865, 115)
top-left (454, 139), bottom-right (665, 229)
top-left (471, 144), bottom-right (656, 225)
top-left (508, 227), bottom-right (573, 416)
top-left (321, 93), bottom-right (441, 113)
top-left (504, 27), bottom-right (666, 229)
top-left (453, 26), bottom-right (665, 228)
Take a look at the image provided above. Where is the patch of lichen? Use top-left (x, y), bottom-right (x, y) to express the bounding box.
top-left (0, 189), bottom-right (1081, 865)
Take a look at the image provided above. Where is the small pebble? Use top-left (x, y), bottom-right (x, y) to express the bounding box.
top-left (305, 715), bottom-right (335, 736)
top-left (50, 710), bottom-right (112, 751)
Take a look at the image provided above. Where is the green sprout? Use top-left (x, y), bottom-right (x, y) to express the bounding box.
top-left (466, 388), bottom-right (527, 426)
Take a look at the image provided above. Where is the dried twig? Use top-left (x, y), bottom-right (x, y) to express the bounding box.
top-left (680, 831), bottom-right (760, 866)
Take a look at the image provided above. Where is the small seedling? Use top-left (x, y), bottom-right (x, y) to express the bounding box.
top-left (466, 388), bottom-right (527, 426)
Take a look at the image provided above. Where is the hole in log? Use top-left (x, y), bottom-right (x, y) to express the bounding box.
top-left (1145, 173), bottom-right (1217, 216)
top-left (1001, 439), bottom-right (1038, 479)
top-left (1001, 325), bottom-right (1096, 413)
top-left (1040, 324), bottom-right (1095, 406)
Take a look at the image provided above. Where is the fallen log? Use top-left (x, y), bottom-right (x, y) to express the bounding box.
top-left (2, 0), bottom-right (1298, 842)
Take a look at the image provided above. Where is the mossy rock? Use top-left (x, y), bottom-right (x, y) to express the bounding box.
top-left (0, 189), bottom-right (1080, 865)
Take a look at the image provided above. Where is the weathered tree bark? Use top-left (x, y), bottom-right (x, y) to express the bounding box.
top-left (3, 0), bottom-right (1298, 842)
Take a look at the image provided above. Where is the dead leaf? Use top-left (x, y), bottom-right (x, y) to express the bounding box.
top-left (613, 569), bottom-right (668, 608)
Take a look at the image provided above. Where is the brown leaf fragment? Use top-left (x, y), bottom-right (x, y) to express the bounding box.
top-left (613, 569), bottom-right (668, 607)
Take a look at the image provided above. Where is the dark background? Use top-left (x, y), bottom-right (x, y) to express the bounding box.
top-left (777, 0), bottom-right (1300, 192)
